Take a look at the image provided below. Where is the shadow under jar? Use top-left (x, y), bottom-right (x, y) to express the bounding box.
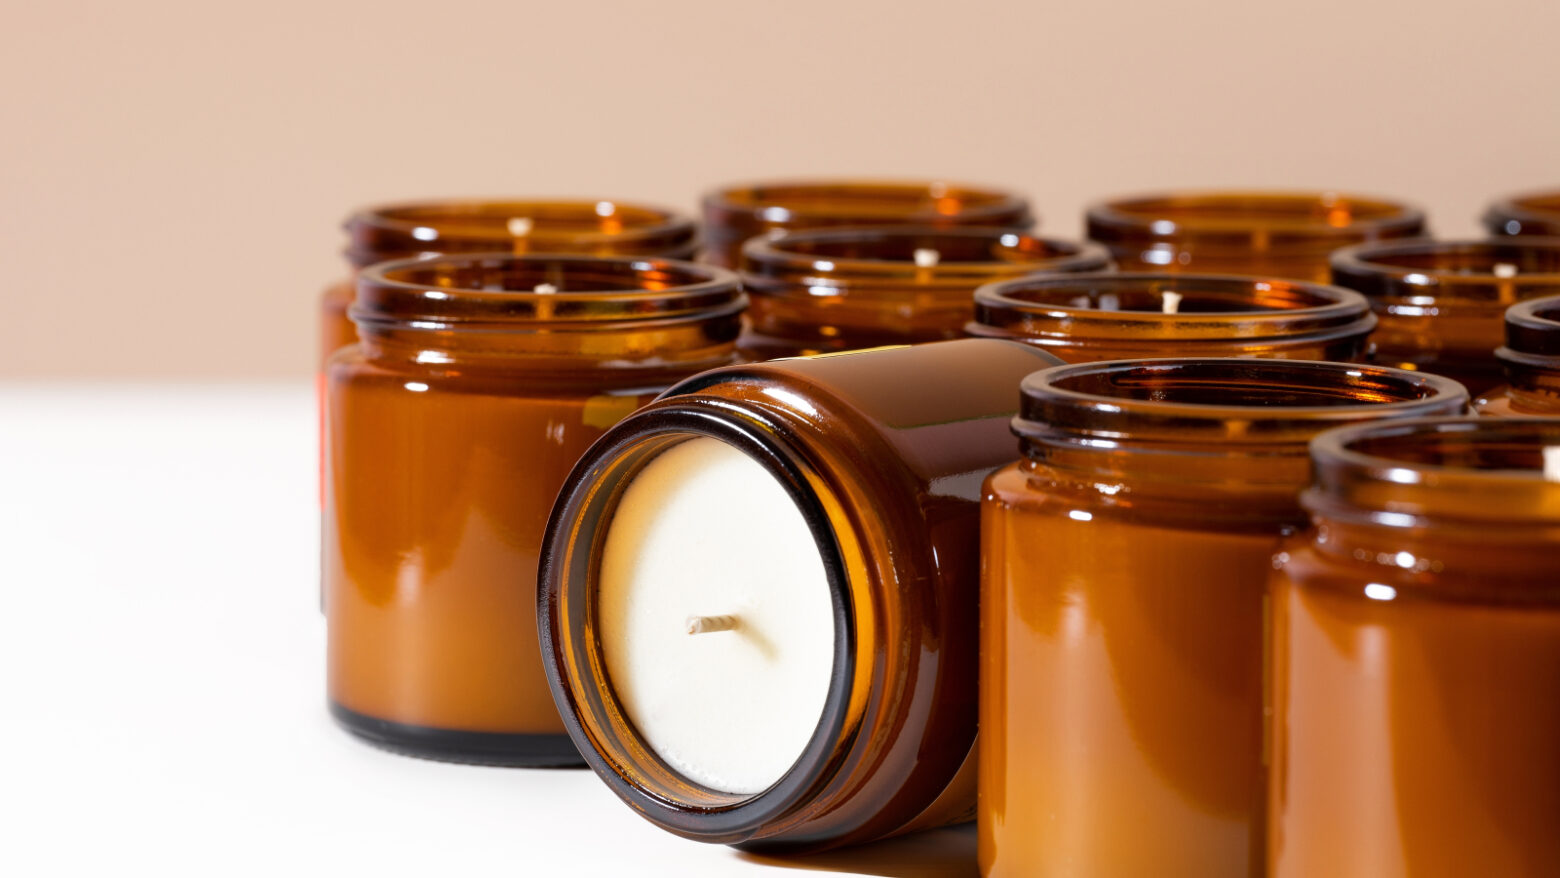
top-left (1269, 418), bottom-right (1560, 878)
top-left (1475, 295), bottom-right (1560, 416)
top-left (967, 272), bottom-right (1377, 362)
top-left (1331, 237), bottom-right (1560, 396)
top-left (1483, 188), bottom-right (1560, 237)
top-left (1086, 191), bottom-right (1425, 282)
top-left (738, 226), bottom-right (1111, 360)
top-left (324, 254), bottom-right (743, 766)
top-left (979, 359), bottom-right (1467, 878)
top-left (701, 179), bottom-right (1033, 269)
top-left (539, 340), bottom-right (1065, 852)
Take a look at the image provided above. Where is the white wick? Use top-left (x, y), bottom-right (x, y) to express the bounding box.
top-left (686, 614), bottom-right (740, 635)
top-left (1544, 446), bottom-right (1560, 482)
top-left (533, 282), bottom-right (558, 294)
top-left (913, 247), bottom-right (941, 268)
top-left (507, 217), bottom-right (534, 236)
top-left (1161, 291), bottom-right (1183, 314)
top-left (1494, 262), bottom-right (1519, 278)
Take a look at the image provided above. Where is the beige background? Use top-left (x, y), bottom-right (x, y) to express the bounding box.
top-left (4, 0), bottom-right (1556, 379)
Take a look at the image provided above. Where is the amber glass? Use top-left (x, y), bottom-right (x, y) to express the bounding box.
top-left (737, 227), bottom-right (1110, 359)
top-left (1331, 237), bottom-right (1560, 396)
top-left (1269, 418), bottom-right (1560, 878)
top-left (1087, 191), bottom-right (1425, 282)
top-left (980, 359), bottom-right (1467, 878)
top-left (540, 340), bottom-right (1064, 851)
top-left (968, 272), bottom-right (1376, 362)
top-left (701, 179), bottom-right (1034, 269)
top-left (324, 253), bottom-right (742, 765)
top-left (1483, 188), bottom-right (1560, 237)
top-left (1473, 295), bottom-right (1560, 416)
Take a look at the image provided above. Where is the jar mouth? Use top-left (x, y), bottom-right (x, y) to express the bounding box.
top-left (972, 272), bottom-right (1372, 341)
top-left (702, 180), bottom-right (1031, 231)
top-left (353, 254), bottom-right (744, 328)
top-left (1308, 417), bottom-right (1560, 526)
top-left (741, 227), bottom-right (1111, 284)
top-left (1484, 189), bottom-right (1560, 236)
top-left (1504, 294), bottom-right (1560, 357)
top-left (1331, 238), bottom-right (1560, 304)
top-left (1087, 190), bottom-right (1424, 249)
top-left (1016, 358), bottom-right (1467, 446)
top-left (343, 198), bottom-right (699, 265)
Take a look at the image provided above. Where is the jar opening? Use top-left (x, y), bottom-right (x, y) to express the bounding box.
top-left (1346, 241), bottom-right (1560, 277)
top-left (763, 227), bottom-right (1079, 265)
top-left (979, 274), bottom-right (1347, 315)
top-left (706, 181), bottom-right (1026, 223)
top-left (1505, 295), bottom-right (1560, 357)
top-left (1090, 191), bottom-right (1421, 237)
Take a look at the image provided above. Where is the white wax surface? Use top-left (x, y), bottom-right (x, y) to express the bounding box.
top-left (597, 437), bottom-right (836, 795)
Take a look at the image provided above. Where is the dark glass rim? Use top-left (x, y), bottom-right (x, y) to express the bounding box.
top-left (1087, 190), bottom-right (1424, 249)
top-left (741, 226), bottom-right (1110, 283)
top-left (1331, 237), bottom-right (1560, 303)
top-left (1483, 188), bottom-right (1560, 236)
top-left (702, 179), bottom-right (1031, 234)
top-left (1503, 294), bottom-right (1560, 356)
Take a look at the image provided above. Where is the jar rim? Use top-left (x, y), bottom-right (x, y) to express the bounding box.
top-left (1331, 237), bottom-right (1560, 305)
top-left (353, 253), bottom-right (744, 328)
top-left (1086, 190), bottom-right (1424, 249)
top-left (741, 226), bottom-right (1111, 284)
top-left (972, 272), bottom-right (1373, 342)
top-left (702, 179), bottom-right (1031, 227)
top-left (1483, 188), bottom-right (1560, 235)
top-left (1016, 358), bottom-right (1467, 447)
top-left (1504, 294), bottom-right (1560, 356)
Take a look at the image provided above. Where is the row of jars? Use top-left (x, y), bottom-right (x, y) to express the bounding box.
top-left (318, 182), bottom-right (1560, 877)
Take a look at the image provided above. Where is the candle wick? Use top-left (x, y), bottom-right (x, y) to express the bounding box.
top-left (913, 248), bottom-right (941, 268)
top-left (507, 217), bottom-right (534, 236)
top-left (686, 614), bottom-right (739, 635)
top-left (533, 282), bottom-right (559, 294)
top-left (1494, 262), bottom-right (1518, 278)
top-left (1161, 291), bottom-right (1183, 315)
top-left (1544, 447), bottom-right (1560, 483)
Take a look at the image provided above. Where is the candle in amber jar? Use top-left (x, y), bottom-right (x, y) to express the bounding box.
top-left (700, 179), bottom-right (1033, 269)
top-left (1331, 238), bottom-right (1560, 395)
top-left (1474, 295), bottom-right (1560, 416)
top-left (1483, 188), bottom-right (1560, 237)
top-left (1269, 418), bottom-right (1560, 878)
top-left (1086, 191), bottom-right (1424, 282)
top-left (737, 226), bottom-right (1110, 360)
top-left (967, 272), bottom-right (1376, 362)
top-left (540, 340), bottom-right (1064, 851)
top-left (980, 359), bottom-right (1466, 878)
top-left (324, 253), bottom-right (742, 765)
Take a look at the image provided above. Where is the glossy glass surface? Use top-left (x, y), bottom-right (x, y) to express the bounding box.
top-left (980, 359), bottom-right (1467, 878)
top-left (701, 179), bottom-right (1033, 268)
top-left (325, 254), bottom-right (741, 765)
top-left (738, 226), bottom-right (1110, 359)
top-left (1332, 238), bottom-right (1560, 396)
top-left (1270, 418), bottom-right (1560, 877)
top-left (540, 339), bottom-right (1063, 851)
top-left (968, 272), bottom-right (1376, 362)
top-left (1483, 188), bottom-right (1560, 237)
top-left (1474, 295), bottom-right (1560, 416)
top-left (1087, 191), bottom-right (1424, 282)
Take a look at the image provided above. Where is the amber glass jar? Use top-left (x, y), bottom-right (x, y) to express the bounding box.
top-left (980, 359), bottom-right (1467, 878)
top-left (1086, 191), bottom-right (1425, 282)
top-left (701, 179), bottom-right (1034, 268)
top-left (1331, 238), bottom-right (1560, 396)
top-left (1474, 295), bottom-right (1560, 416)
top-left (968, 272), bottom-right (1376, 362)
top-left (324, 253), bottom-right (742, 765)
top-left (539, 340), bottom-right (1064, 851)
top-left (1269, 418), bottom-right (1560, 878)
top-left (1483, 188), bottom-right (1560, 237)
top-left (738, 227), bottom-right (1110, 359)
top-left (319, 199), bottom-right (699, 369)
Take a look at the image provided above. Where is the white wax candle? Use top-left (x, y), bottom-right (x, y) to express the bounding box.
top-left (597, 437), bottom-right (836, 794)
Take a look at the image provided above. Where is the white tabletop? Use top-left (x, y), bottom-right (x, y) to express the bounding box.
top-left (0, 384), bottom-right (975, 877)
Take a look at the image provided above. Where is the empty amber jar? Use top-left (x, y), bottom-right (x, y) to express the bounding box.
top-left (1269, 418), bottom-right (1560, 878)
top-left (701, 180), bottom-right (1035, 269)
top-left (967, 272), bottom-right (1377, 362)
top-left (1483, 188), bottom-right (1560, 237)
top-left (738, 227), bottom-right (1110, 359)
top-left (980, 359), bottom-right (1467, 878)
top-left (540, 340), bottom-right (1064, 852)
top-left (1086, 191), bottom-right (1425, 282)
top-left (1331, 238), bottom-right (1560, 396)
top-left (324, 253), bottom-right (742, 765)
top-left (1474, 295), bottom-right (1560, 416)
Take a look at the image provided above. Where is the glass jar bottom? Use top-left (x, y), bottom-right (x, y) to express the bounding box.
top-left (329, 702), bottom-right (584, 768)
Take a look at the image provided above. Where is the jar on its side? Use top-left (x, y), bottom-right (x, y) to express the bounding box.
top-left (325, 254), bottom-right (742, 766)
top-left (1483, 188), bottom-right (1560, 237)
top-left (968, 272), bottom-right (1376, 362)
top-left (540, 340), bottom-right (1064, 851)
top-left (1086, 191), bottom-right (1425, 282)
top-left (1269, 418), bottom-right (1560, 878)
top-left (980, 359), bottom-right (1467, 878)
top-left (738, 226), bottom-right (1110, 360)
top-left (1474, 295), bottom-right (1560, 416)
top-left (1331, 237), bottom-right (1560, 396)
top-left (701, 179), bottom-right (1033, 268)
